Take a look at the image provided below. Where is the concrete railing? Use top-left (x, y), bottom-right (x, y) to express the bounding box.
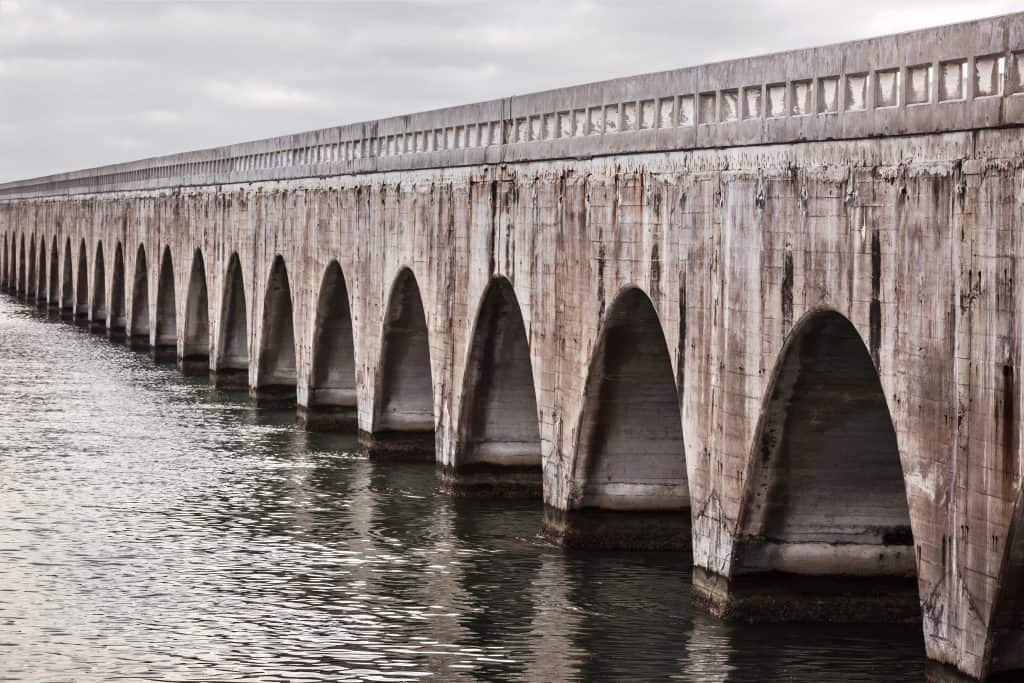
top-left (2, 12), bottom-right (1024, 200)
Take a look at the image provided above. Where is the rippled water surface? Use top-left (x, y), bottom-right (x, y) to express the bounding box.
top-left (0, 298), bottom-right (926, 681)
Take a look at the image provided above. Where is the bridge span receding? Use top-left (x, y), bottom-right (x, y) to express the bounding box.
top-left (2, 12), bottom-right (1024, 681)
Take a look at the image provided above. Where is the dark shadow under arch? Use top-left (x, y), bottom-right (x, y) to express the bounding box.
top-left (1, 234), bottom-right (8, 289)
top-left (90, 241), bottom-right (107, 329)
top-left (75, 240), bottom-right (88, 320)
top-left (154, 246), bottom-right (177, 351)
top-left (61, 238), bottom-right (74, 315)
top-left (549, 287), bottom-right (688, 549)
top-left (727, 310), bottom-right (919, 622)
top-left (368, 268), bottom-right (434, 459)
top-left (989, 491), bottom-right (1024, 677)
top-left (447, 276), bottom-right (541, 496)
top-left (254, 255), bottom-right (296, 401)
top-left (303, 260), bottom-right (357, 430)
top-left (129, 245), bottom-right (150, 345)
top-left (109, 243), bottom-right (126, 332)
top-left (183, 249), bottom-right (210, 365)
top-left (213, 252), bottom-right (249, 389)
top-left (48, 237), bottom-right (59, 307)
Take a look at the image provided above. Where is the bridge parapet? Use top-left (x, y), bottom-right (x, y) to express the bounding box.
top-left (2, 12), bottom-right (1024, 200)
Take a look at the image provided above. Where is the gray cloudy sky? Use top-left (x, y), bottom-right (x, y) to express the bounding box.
top-left (0, 0), bottom-right (1020, 182)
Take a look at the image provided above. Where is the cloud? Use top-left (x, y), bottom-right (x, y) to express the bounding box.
top-left (0, 0), bottom-right (1021, 181)
top-left (199, 79), bottom-right (326, 112)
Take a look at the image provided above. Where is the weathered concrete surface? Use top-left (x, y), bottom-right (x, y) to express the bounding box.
top-left (1, 13), bottom-right (1024, 681)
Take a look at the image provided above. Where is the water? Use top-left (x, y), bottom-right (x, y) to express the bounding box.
top-left (0, 297), bottom-right (926, 682)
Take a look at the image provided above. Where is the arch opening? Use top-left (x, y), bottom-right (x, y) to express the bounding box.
top-left (182, 249), bottom-right (210, 366)
top-left (303, 260), bottom-right (357, 430)
top-left (2, 234), bottom-right (8, 289)
top-left (550, 287), bottom-right (688, 549)
top-left (448, 277), bottom-right (541, 496)
top-left (129, 245), bottom-right (150, 346)
top-left (48, 238), bottom-right (59, 308)
top-left (154, 246), bottom-right (177, 353)
top-left (90, 242), bottom-right (107, 330)
top-left (26, 236), bottom-right (36, 301)
top-left (369, 268), bottom-right (434, 459)
top-left (109, 243), bottom-right (126, 333)
top-left (61, 239), bottom-right (74, 315)
top-left (75, 240), bottom-right (88, 321)
top-left (35, 237), bottom-right (46, 306)
top-left (254, 255), bottom-right (296, 401)
top-left (729, 310), bottom-right (918, 622)
top-left (214, 253), bottom-right (249, 389)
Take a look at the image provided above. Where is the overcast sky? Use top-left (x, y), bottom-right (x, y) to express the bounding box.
top-left (0, 0), bottom-right (1020, 182)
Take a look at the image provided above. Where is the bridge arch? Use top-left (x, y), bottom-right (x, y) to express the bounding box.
top-left (214, 252), bottom-right (249, 388)
top-left (154, 246), bottom-right (177, 351)
top-left (553, 286), bottom-right (688, 548)
top-left (304, 259), bottom-right (356, 430)
top-left (449, 276), bottom-right (541, 496)
top-left (129, 244), bottom-right (150, 345)
top-left (35, 236), bottom-right (46, 305)
top-left (370, 267), bottom-right (434, 457)
top-left (254, 254), bottom-right (297, 399)
top-left (48, 237), bottom-right (59, 307)
top-left (26, 235), bottom-right (36, 300)
top-left (731, 308), bottom-right (918, 619)
top-left (91, 241), bottom-right (107, 327)
top-left (60, 238), bottom-right (73, 314)
top-left (182, 249), bottom-right (210, 364)
top-left (109, 242), bottom-right (126, 332)
top-left (75, 239), bottom-right (88, 320)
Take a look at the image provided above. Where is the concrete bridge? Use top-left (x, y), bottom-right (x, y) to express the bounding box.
top-left (2, 13), bottom-right (1024, 680)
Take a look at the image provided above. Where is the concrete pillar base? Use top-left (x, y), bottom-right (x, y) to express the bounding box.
top-left (541, 505), bottom-right (692, 550)
top-left (249, 385), bottom-right (297, 408)
top-left (298, 404), bottom-right (358, 432)
top-left (692, 566), bottom-right (920, 623)
top-left (436, 463), bottom-right (541, 497)
top-left (358, 429), bottom-right (434, 462)
top-left (210, 368), bottom-right (248, 390)
top-left (125, 335), bottom-right (150, 351)
top-left (178, 357), bottom-right (209, 376)
top-left (150, 345), bottom-right (177, 363)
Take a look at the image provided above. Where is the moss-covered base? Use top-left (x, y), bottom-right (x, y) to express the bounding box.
top-left (436, 463), bottom-right (541, 498)
top-left (693, 566), bottom-right (921, 623)
top-left (298, 405), bottom-right (358, 432)
top-left (541, 505), bottom-right (692, 551)
top-left (358, 429), bottom-right (435, 462)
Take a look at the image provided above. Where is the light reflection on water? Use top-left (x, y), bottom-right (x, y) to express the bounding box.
top-left (0, 298), bottom-right (925, 681)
